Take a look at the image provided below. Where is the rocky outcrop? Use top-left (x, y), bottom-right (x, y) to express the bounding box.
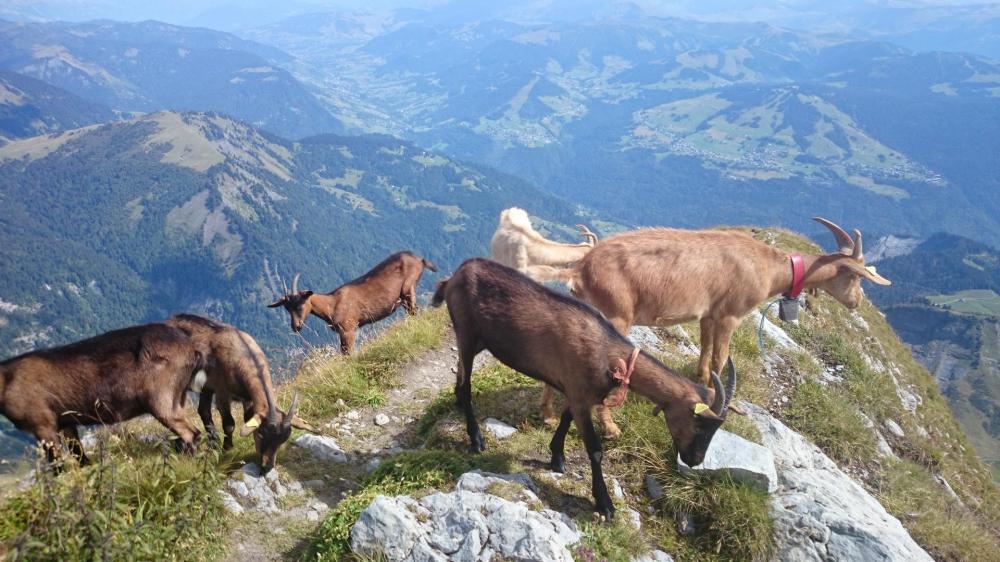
top-left (744, 403), bottom-right (932, 562)
top-left (677, 429), bottom-right (778, 493)
top-left (350, 471), bottom-right (580, 562)
top-left (221, 463), bottom-right (301, 514)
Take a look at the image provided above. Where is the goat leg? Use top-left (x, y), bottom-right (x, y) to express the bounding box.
top-left (574, 406), bottom-right (615, 520)
top-left (548, 408), bottom-right (573, 473)
top-left (197, 389), bottom-right (219, 444)
top-left (456, 345), bottom-right (485, 453)
top-left (216, 395), bottom-right (237, 450)
top-left (62, 425), bottom-right (89, 466)
top-left (540, 385), bottom-right (559, 427)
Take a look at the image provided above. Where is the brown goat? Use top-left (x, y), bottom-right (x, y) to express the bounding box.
top-left (269, 251), bottom-right (437, 354)
top-left (0, 323), bottom-right (205, 464)
top-left (432, 258), bottom-right (734, 519)
top-left (167, 314), bottom-right (314, 472)
top-left (557, 217), bottom-right (890, 437)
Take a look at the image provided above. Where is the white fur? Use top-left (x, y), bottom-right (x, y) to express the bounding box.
top-left (188, 370), bottom-right (208, 393)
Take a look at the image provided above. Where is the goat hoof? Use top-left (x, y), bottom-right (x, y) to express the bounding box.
top-left (543, 416), bottom-right (559, 429)
top-left (222, 439), bottom-right (234, 450)
top-left (470, 435), bottom-right (486, 453)
top-left (550, 458), bottom-right (566, 473)
top-left (596, 504), bottom-right (615, 522)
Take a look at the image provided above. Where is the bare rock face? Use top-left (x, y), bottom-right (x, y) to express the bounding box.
top-left (743, 403), bottom-right (932, 562)
top-left (294, 433), bottom-right (348, 463)
top-left (677, 429), bottom-right (778, 493)
top-left (350, 471), bottom-right (580, 562)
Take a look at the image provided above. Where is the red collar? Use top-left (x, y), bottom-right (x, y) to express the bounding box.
top-left (785, 253), bottom-right (805, 299)
top-left (603, 347), bottom-right (641, 409)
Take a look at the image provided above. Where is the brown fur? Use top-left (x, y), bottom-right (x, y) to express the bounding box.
top-left (558, 220), bottom-right (890, 437)
top-left (269, 251), bottom-right (437, 354)
top-left (0, 323), bottom-right (205, 464)
top-left (432, 258), bottom-right (733, 519)
top-left (167, 314), bottom-right (309, 472)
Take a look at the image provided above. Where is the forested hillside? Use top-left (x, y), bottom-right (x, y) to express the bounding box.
top-left (0, 111), bottom-right (594, 362)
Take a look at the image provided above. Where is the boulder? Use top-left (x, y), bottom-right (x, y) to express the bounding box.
top-left (350, 472), bottom-right (579, 562)
top-left (223, 463), bottom-right (289, 513)
top-left (632, 550), bottom-right (674, 562)
top-left (294, 434), bottom-right (348, 463)
top-left (743, 403), bottom-right (932, 562)
top-left (482, 418), bottom-right (517, 439)
top-left (677, 429), bottom-right (778, 493)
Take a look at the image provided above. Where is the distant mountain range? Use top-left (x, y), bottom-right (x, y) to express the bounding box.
top-left (240, 10), bottom-right (1000, 246)
top-left (0, 20), bottom-right (343, 138)
top-left (0, 68), bottom-right (114, 140)
top-left (0, 111), bottom-right (592, 362)
top-left (867, 234), bottom-right (1000, 473)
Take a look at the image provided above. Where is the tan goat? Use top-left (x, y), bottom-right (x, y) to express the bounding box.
top-left (546, 217), bottom-right (891, 437)
top-left (490, 207), bottom-right (597, 283)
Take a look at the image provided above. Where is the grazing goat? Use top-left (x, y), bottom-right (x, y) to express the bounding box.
top-left (0, 323), bottom-right (205, 464)
top-left (167, 314), bottom-right (314, 472)
top-left (489, 208), bottom-right (611, 432)
top-left (432, 258), bottom-right (734, 519)
top-left (557, 217), bottom-right (890, 437)
top-left (490, 207), bottom-right (598, 283)
top-left (269, 251), bottom-right (437, 354)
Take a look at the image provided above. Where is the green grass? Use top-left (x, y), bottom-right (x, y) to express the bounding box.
top-left (783, 379), bottom-right (878, 468)
top-left (0, 441), bottom-right (227, 561)
top-left (284, 308), bottom-right (449, 420)
top-left (303, 450), bottom-right (513, 561)
top-left (928, 289), bottom-right (1000, 317)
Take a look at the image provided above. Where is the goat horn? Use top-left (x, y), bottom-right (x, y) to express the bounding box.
top-left (280, 273), bottom-right (289, 297)
top-left (291, 272), bottom-right (301, 295)
top-left (282, 392), bottom-right (299, 430)
top-left (576, 224), bottom-right (598, 246)
top-left (813, 217), bottom-right (854, 255)
top-left (851, 229), bottom-right (863, 261)
top-left (722, 357), bottom-right (736, 414)
top-left (709, 370), bottom-right (726, 415)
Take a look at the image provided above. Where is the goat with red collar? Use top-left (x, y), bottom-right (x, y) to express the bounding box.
top-left (546, 217), bottom-right (890, 438)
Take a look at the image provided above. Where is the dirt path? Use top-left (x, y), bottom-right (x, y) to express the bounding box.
top-left (223, 334), bottom-right (493, 561)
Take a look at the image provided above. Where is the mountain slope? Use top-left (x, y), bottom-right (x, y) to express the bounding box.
top-left (0, 69), bottom-right (115, 140)
top-left (0, 20), bottom-right (342, 139)
top-left (867, 234), bottom-right (1000, 474)
top-left (0, 111), bottom-right (592, 360)
top-left (246, 11), bottom-right (1000, 245)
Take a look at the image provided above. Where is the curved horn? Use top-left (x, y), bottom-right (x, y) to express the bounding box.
top-left (813, 217), bottom-right (854, 255)
top-left (282, 392), bottom-right (299, 430)
top-left (851, 229), bottom-right (863, 261)
top-left (291, 272), bottom-right (301, 295)
top-left (576, 224), bottom-right (598, 246)
top-left (722, 357), bottom-right (736, 414)
top-left (709, 370), bottom-right (726, 415)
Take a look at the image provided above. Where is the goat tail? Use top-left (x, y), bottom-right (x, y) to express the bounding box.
top-left (422, 258), bottom-right (439, 272)
top-left (431, 278), bottom-right (450, 307)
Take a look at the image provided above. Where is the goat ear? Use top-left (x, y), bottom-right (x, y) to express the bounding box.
top-left (240, 414), bottom-right (263, 436)
top-left (300, 290), bottom-right (314, 299)
top-left (290, 416), bottom-right (319, 433)
top-left (267, 298), bottom-right (286, 308)
top-left (846, 262), bottom-right (892, 286)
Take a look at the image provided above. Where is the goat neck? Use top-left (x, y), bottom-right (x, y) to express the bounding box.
top-left (765, 251), bottom-right (841, 298)
top-left (306, 292), bottom-right (341, 326)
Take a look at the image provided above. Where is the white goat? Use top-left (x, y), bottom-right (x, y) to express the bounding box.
top-left (490, 208), bottom-right (597, 283)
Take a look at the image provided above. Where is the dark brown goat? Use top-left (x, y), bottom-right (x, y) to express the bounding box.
top-left (0, 323), bottom-right (205, 464)
top-left (167, 314), bottom-right (314, 472)
top-left (269, 251), bottom-right (437, 353)
top-left (432, 259), bottom-right (734, 519)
